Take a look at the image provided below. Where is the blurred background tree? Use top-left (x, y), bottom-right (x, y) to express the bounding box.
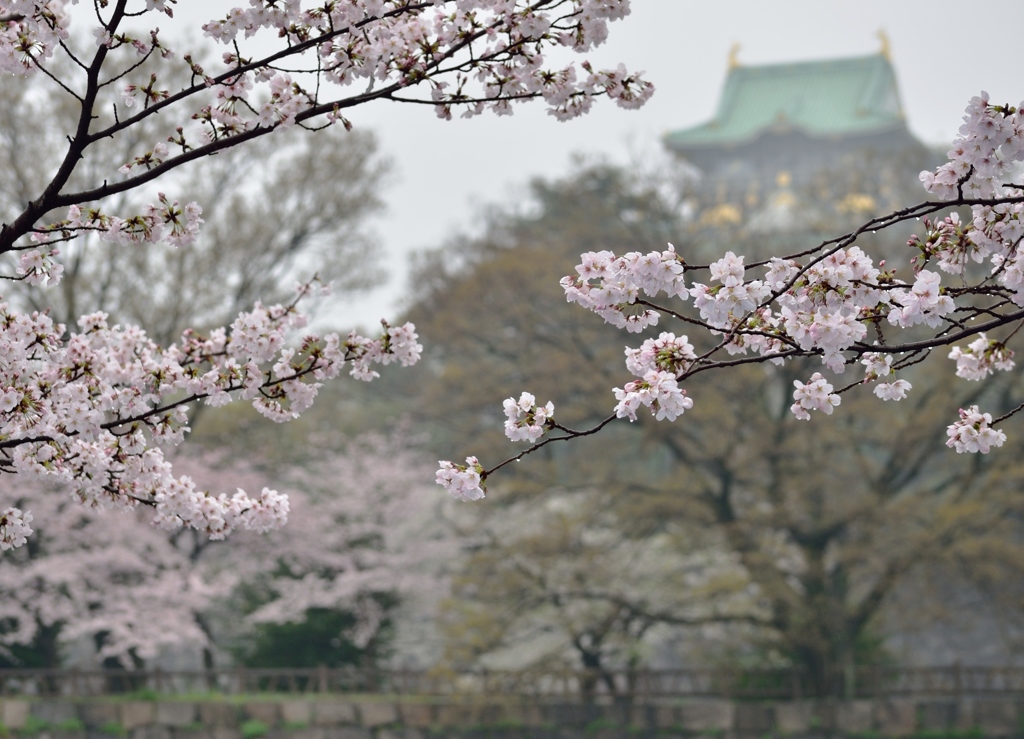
top-left (0, 66), bottom-right (389, 345)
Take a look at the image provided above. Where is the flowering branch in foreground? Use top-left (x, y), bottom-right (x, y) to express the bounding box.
top-left (0, 279), bottom-right (422, 548)
top-left (1, 1), bottom-right (651, 546)
top-left (437, 92), bottom-right (1024, 500)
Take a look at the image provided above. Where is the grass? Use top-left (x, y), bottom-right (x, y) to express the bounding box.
top-left (98, 722), bottom-right (126, 737)
top-left (55, 719), bottom-right (85, 733)
top-left (19, 717), bottom-right (51, 736)
top-left (584, 717), bottom-right (619, 734)
top-left (240, 719), bottom-right (270, 739)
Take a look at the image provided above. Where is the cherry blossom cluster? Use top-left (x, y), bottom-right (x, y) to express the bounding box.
top-left (503, 392), bottom-right (555, 442)
top-left (346, 321), bottom-right (423, 382)
top-left (613, 369), bottom-right (693, 422)
top-left (946, 406), bottom-right (1007, 453)
top-left (0, 1), bottom-right (70, 76)
top-left (0, 507), bottom-right (33, 551)
top-left (39, 198), bottom-right (206, 250)
top-left (861, 353), bottom-right (912, 401)
top-left (435, 456), bottom-right (486, 502)
top-left (624, 332), bottom-right (696, 376)
top-left (0, 289), bottom-right (420, 545)
top-left (16, 248), bottom-right (64, 286)
top-left (614, 332), bottom-right (695, 421)
top-left (561, 244), bottom-right (686, 331)
top-left (920, 92), bottom-right (1024, 200)
top-left (790, 373), bottom-right (841, 420)
top-left (907, 200), bottom-right (1024, 304)
top-left (91, 1), bottom-right (650, 170)
top-left (948, 334), bottom-right (1016, 381)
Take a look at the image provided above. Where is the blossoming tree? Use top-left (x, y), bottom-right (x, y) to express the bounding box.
top-left (0, 0), bottom-right (652, 549)
top-left (1, 433), bottom-right (455, 668)
top-left (437, 93), bottom-right (1024, 500)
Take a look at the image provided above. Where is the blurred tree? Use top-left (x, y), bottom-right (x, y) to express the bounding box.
top-left (204, 432), bottom-right (458, 671)
top-left (0, 433), bottom-right (454, 669)
top-left (0, 478), bottom-right (215, 669)
top-left (440, 486), bottom-right (760, 695)
top-left (0, 70), bottom-right (389, 346)
top-left (235, 605), bottom-right (394, 669)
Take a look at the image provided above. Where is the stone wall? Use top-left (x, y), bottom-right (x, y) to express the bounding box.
top-left (1, 695), bottom-right (1022, 739)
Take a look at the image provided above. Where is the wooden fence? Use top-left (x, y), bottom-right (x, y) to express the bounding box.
top-left (1, 665), bottom-right (1023, 699)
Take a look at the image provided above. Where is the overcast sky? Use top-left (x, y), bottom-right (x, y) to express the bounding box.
top-left (175, 2), bottom-right (1023, 329)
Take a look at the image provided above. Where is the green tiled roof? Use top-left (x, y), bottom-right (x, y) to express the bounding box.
top-left (665, 53), bottom-right (905, 150)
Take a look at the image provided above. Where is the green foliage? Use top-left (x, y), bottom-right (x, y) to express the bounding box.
top-left (98, 722), bottom-right (126, 737)
top-left (121, 688), bottom-right (161, 702)
top-left (233, 604), bottom-right (395, 669)
top-left (910, 730), bottom-right (984, 739)
top-left (54, 719), bottom-right (85, 733)
top-left (0, 623), bottom-right (63, 669)
top-left (849, 731), bottom-right (881, 739)
top-left (584, 717), bottom-right (619, 734)
top-left (281, 722), bottom-right (309, 731)
top-left (19, 717), bottom-right (51, 736)
top-left (240, 720), bottom-right (270, 739)
top-left (486, 719), bottom-right (525, 730)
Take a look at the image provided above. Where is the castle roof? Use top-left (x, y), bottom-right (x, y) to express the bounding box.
top-left (664, 52), bottom-right (907, 153)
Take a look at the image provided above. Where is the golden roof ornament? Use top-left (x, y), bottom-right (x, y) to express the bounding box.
top-left (877, 29), bottom-right (891, 60)
top-left (727, 43), bottom-right (741, 70)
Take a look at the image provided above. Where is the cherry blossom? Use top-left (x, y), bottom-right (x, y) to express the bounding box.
top-left (624, 332), bottom-right (696, 376)
top-left (503, 392), bottom-right (555, 443)
top-left (1, 436), bottom-right (454, 667)
top-left (948, 334), bottom-right (1016, 381)
top-left (0, 508), bottom-right (33, 551)
top-left (613, 369), bottom-right (693, 422)
top-left (560, 244), bottom-right (686, 331)
top-left (790, 373), bottom-right (841, 421)
top-left (861, 353), bottom-right (912, 401)
top-left (946, 406), bottom-right (1007, 454)
top-left (436, 457), bottom-right (486, 502)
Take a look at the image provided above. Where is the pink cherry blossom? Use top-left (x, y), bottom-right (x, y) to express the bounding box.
top-left (504, 392), bottom-right (555, 443)
top-left (790, 373), bottom-right (841, 421)
top-left (436, 457), bottom-right (486, 502)
top-left (946, 406), bottom-right (1007, 453)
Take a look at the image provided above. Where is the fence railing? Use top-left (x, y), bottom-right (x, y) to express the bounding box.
top-left (1, 665), bottom-right (1022, 700)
